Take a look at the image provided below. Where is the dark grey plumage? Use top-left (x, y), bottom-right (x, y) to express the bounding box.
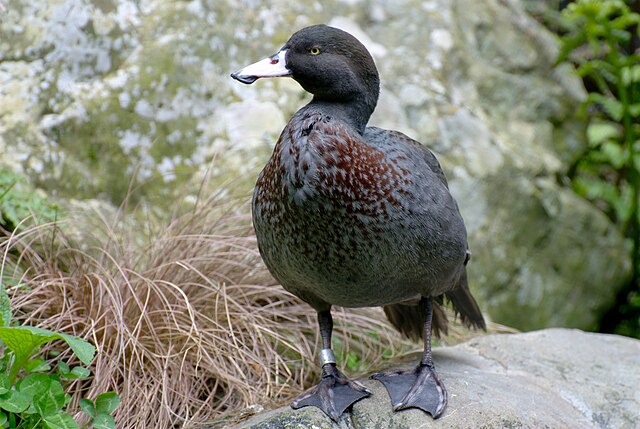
top-left (232, 24), bottom-right (485, 421)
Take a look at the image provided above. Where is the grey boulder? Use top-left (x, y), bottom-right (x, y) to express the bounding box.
top-left (238, 329), bottom-right (640, 429)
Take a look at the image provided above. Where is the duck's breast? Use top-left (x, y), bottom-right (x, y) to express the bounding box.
top-left (252, 113), bottom-right (466, 307)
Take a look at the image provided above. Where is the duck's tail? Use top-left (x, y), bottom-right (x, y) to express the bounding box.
top-left (383, 269), bottom-right (486, 341)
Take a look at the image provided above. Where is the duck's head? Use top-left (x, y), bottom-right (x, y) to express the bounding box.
top-left (231, 25), bottom-right (380, 112)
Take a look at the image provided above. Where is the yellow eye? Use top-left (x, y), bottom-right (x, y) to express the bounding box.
top-left (309, 47), bottom-right (321, 55)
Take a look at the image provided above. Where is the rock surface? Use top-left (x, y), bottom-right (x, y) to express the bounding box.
top-left (237, 329), bottom-right (640, 429)
top-left (0, 0), bottom-right (631, 329)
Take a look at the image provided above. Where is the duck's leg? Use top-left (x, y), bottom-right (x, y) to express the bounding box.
top-left (371, 297), bottom-right (447, 418)
top-left (291, 309), bottom-right (371, 421)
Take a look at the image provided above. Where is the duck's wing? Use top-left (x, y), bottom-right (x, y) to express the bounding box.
top-left (418, 144), bottom-right (449, 189)
top-left (364, 127), bottom-right (486, 337)
top-left (364, 127), bottom-right (449, 189)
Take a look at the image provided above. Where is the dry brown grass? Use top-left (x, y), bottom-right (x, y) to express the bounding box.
top-left (0, 198), bottom-right (404, 428)
top-left (0, 196), bottom-right (514, 428)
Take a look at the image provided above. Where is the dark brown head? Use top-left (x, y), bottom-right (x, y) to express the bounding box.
top-left (231, 25), bottom-right (380, 126)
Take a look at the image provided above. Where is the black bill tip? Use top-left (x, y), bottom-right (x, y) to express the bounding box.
top-left (230, 71), bottom-right (259, 85)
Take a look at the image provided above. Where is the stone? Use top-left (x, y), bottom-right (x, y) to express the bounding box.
top-left (237, 329), bottom-right (640, 429)
top-left (0, 0), bottom-right (631, 329)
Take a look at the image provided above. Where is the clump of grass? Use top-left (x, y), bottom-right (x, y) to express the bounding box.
top-left (0, 197), bottom-right (410, 427)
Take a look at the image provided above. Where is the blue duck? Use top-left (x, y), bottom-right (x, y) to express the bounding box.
top-left (231, 24), bottom-right (486, 421)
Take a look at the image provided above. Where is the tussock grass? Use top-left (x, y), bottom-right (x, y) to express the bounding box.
top-left (0, 197), bottom-right (512, 428)
top-left (0, 198), bottom-right (405, 427)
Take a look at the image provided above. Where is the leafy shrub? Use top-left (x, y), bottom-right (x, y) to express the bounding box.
top-left (556, 0), bottom-right (640, 336)
top-left (0, 283), bottom-right (119, 428)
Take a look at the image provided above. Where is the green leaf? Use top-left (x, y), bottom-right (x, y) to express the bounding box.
top-left (0, 326), bottom-right (95, 367)
top-left (0, 327), bottom-right (41, 364)
top-left (94, 392), bottom-right (120, 415)
top-left (0, 354), bottom-right (11, 374)
top-left (609, 28), bottom-right (631, 43)
top-left (629, 103), bottom-right (640, 118)
top-left (0, 285), bottom-right (10, 327)
top-left (57, 362), bottom-right (90, 380)
top-left (586, 94), bottom-right (623, 121)
top-left (629, 290), bottom-right (640, 307)
top-left (91, 413), bottom-right (115, 429)
top-left (573, 175), bottom-right (619, 206)
top-left (621, 65), bottom-right (640, 85)
top-left (556, 32), bottom-right (586, 64)
top-left (42, 413), bottom-right (79, 429)
top-left (79, 398), bottom-right (96, 418)
top-left (25, 358), bottom-right (51, 373)
top-left (50, 332), bottom-right (95, 367)
top-left (0, 411), bottom-right (6, 426)
top-left (57, 362), bottom-right (70, 376)
top-left (587, 122), bottom-right (620, 146)
top-left (577, 59), bottom-right (617, 84)
top-left (34, 379), bottom-right (65, 417)
top-left (601, 142), bottom-right (626, 168)
top-left (17, 373), bottom-right (50, 400)
top-left (68, 366), bottom-right (90, 379)
top-left (0, 390), bottom-right (30, 413)
top-left (612, 182), bottom-right (634, 224)
top-left (0, 376), bottom-right (9, 395)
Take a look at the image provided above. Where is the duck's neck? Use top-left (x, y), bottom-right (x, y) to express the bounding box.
top-left (306, 96), bottom-right (376, 135)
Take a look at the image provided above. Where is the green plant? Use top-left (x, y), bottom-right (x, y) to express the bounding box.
top-left (556, 0), bottom-right (640, 336)
top-left (0, 284), bottom-right (119, 428)
top-left (0, 169), bottom-right (58, 232)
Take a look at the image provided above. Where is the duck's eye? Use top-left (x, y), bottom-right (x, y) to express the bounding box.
top-left (309, 47), bottom-right (321, 55)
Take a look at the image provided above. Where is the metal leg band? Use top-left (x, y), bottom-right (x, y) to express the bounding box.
top-left (319, 348), bottom-right (336, 365)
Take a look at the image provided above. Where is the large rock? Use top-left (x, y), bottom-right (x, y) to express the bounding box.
top-left (237, 329), bottom-right (640, 429)
top-left (0, 0), bottom-right (631, 328)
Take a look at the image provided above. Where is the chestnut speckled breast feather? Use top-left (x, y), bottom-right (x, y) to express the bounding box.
top-left (252, 108), bottom-right (467, 310)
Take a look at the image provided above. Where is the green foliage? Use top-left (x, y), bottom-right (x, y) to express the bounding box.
top-left (0, 284), bottom-right (119, 428)
top-left (0, 168), bottom-right (58, 232)
top-left (557, 0), bottom-right (640, 336)
top-left (77, 393), bottom-right (120, 429)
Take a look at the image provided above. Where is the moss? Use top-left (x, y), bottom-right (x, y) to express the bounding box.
top-left (0, 166), bottom-right (58, 231)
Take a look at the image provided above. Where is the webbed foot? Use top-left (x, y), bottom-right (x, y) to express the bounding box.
top-left (371, 363), bottom-right (447, 418)
top-left (291, 363), bottom-right (371, 421)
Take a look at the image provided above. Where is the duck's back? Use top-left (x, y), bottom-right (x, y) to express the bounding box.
top-left (252, 110), bottom-right (467, 309)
